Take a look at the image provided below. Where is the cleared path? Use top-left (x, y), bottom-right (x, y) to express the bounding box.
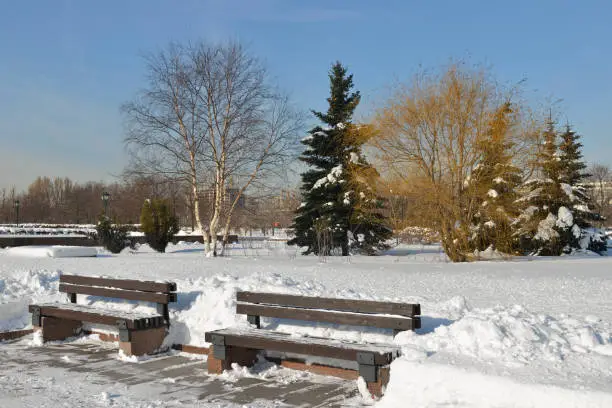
top-left (0, 338), bottom-right (362, 407)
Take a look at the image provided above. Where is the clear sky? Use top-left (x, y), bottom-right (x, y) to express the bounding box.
top-left (1, 0), bottom-right (610, 191)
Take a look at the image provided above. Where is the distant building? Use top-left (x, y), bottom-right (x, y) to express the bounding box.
top-left (201, 187), bottom-right (246, 210)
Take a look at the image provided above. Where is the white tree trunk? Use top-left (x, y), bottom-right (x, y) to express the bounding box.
top-left (208, 168), bottom-right (224, 256)
top-left (189, 158), bottom-right (209, 254)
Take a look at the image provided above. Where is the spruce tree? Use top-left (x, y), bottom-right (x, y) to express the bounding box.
top-left (469, 103), bottom-right (522, 254)
top-left (558, 125), bottom-right (588, 186)
top-left (513, 120), bottom-right (610, 255)
top-left (344, 126), bottom-right (392, 254)
top-left (289, 62), bottom-right (390, 255)
top-left (557, 125), bottom-right (606, 252)
top-left (515, 120), bottom-right (573, 255)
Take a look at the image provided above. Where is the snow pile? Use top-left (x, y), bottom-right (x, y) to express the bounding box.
top-left (472, 245), bottom-right (506, 260)
top-left (6, 246), bottom-right (98, 258)
top-left (0, 267), bottom-right (396, 347)
top-left (165, 273), bottom-right (395, 347)
top-left (378, 359), bottom-right (612, 408)
top-left (0, 269), bottom-right (64, 331)
top-left (397, 304), bottom-right (611, 362)
top-left (382, 302), bottom-right (612, 407)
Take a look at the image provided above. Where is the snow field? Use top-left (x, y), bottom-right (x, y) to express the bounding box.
top-left (1, 243), bottom-right (611, 407)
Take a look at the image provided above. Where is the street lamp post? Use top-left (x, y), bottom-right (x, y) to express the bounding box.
top-left (14, 200), bottom-right (20, 226)
top-left (101, 192), bottom-right (110, 218)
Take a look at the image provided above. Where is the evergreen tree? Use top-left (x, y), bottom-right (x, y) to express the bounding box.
top-left (557, 125), bottom-right (606, 252)
top-left (140, 199), bottom-right (179, 253)
top-left (514, 120), bottom-right (607, 255)
top-left (558, 125), bottom-right (588, 186)
top-left (515, 120), bottom-right (574, 255)
top-left (344, 126), bottom-right (392, 254)
top-left (469, 103), bottom-right (523, 254)
top-left (96, 215), bottom-right (129, 254)
top-left (289, 62), bottom-right (390, 255)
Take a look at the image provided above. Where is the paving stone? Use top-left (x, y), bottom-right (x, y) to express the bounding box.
top-left (1, 339), bottom-right (364, 407)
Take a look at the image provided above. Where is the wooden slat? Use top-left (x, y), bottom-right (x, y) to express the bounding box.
top-left (0, 329), bottom-right (34, 341)
top-left (60, 274), bottom-right (176, 293)
top-left (280, 360), bottom-right (359, 380)
top-left (237, 291), bottom-right (420, 317)
top-left (59, 283), bottom-right (172, 304)
top-left (171, 344), bottom-right (210, 355)
top-left (205, 329), bottom-right (395, 365)
top-left (236, 303), bottom-right (418, 331)
top-left (30, 305), bottom-right (134, 328)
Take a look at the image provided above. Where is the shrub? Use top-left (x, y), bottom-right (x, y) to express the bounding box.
top-left (140, 199), bottom-right (179, 253)
top-left (96, 216), bottom-right (129, 254)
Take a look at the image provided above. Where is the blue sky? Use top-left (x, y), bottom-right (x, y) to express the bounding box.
top-left (1, 0), bottom-right (611, 191)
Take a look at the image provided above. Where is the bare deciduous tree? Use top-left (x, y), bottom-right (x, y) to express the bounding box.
top-left (123, 42), bottom-right (209, 245)
top-left (589, 163), bottom-right (611, 224)
top-left (123, 41), bottom-right (300, 256)
top-left (371, 63), bottom-right (537, 261)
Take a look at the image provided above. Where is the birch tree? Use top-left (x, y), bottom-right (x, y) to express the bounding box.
top-left (124, 41), bottom-right (300, 256)
top-left (123, 43), bottom-right (209, 244)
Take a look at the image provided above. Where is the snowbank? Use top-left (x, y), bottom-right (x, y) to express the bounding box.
top-left (6, 246), bottom-right (98, 258)
top-left (1, 243), bottom-right (611, 406)
top-left (396, 302), bottom-right (612, 362)
top-left (378, 359), bottom-right (612, 407)
top-left (382, 300), bottom-right (612, 407)
top-left (0, 269), bottom-right (64, 331)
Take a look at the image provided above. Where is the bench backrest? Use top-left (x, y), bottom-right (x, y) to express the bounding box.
top-left (59, 274), bottom-right (177, 304)
top-left (236, 291), bottom-right (421, 331)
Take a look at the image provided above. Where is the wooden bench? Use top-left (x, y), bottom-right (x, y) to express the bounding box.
top-left (29, 274), bottom-right (177, 356)
top-left (205, 292), bottom-right (421, 397)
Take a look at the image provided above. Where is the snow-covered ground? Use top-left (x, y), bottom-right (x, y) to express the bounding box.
top-left (0, 242), bottom-right (610, 407)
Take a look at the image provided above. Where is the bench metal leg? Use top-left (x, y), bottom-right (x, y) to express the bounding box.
top-left (364, 366), bottom-right (390, 398)
top-left (117, 320), bottom-right (130, 342)
top-left (247, 315), bottom-right (261, 329)
top-left (357, 352), bottom-right (377, 382)
top-left (357, 352), bottom-right (390, 398)
top-left (206, 335), bottom-right (258, 374)
top-left (157, 303), bottom-right (170, 327)
top-left (31, 307), bottom-right (41, 327)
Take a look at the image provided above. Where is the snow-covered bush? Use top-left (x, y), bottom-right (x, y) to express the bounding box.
top-left (96, 216), bottom-right (129, 254)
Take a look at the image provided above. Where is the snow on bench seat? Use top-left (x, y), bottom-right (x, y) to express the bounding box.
top-left (205, 327), bottom-right (400, 365)
top-left (29, 303), bottom-right (164, 330)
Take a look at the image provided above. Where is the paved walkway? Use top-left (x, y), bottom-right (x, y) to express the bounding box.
top-left (1, 338), bottom-right (363, 407)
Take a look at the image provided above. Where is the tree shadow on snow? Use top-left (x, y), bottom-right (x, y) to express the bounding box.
top-left (169, 248), bottom-right (204, 254)
top-left (382, 245), bottom-right (443, 257)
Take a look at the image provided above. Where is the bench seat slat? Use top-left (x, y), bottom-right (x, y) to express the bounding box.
top-left (60, 274), bottom-right (176, 293)
top-left (59, 283), bottom-right (173, 304)
top-left (236, 292), bottom-right (420, 317)
top-left (236, 302), bottom-right (419, 330)
top-left (29, 303), bottom-right (162, 329)
top-left (205, 327), bottom-right (399, 365)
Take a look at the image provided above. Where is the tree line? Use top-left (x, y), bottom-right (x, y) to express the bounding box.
top-left (3, 40), bottom-right (610, 261)
top-left (0, 174), bottom-right (299, 234)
